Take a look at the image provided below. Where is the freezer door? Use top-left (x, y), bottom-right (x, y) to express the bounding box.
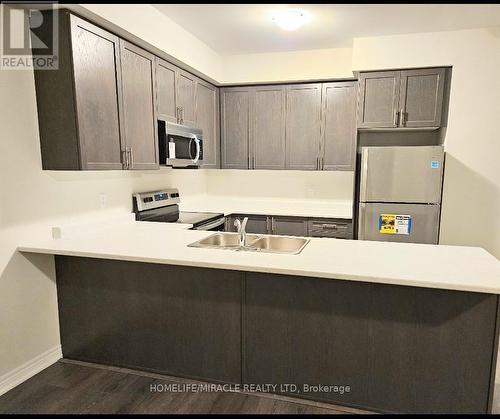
top-left (358, 203), bottom-right (441, 244)
top-left (360, 146), bottom-right (444, 203)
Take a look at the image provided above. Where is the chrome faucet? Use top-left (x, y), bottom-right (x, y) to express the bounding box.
top-left (234, 217), bottom-right (249, 247)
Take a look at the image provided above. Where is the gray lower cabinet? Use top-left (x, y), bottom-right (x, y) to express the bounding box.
top-left (308, 218), bottom-right (353, 239)
top-left (119, 40), bottom-right (159, 169)
top-left (54, 256), bottom-right (500, 413)
top-left (358, 67), bottom-right (446, 129)
top-left (195, 80), bottom-right (220, 168)
top-left (56, 256), bottom-right (242, 384)
top-left (321, 82), bottom-right (357, 170)
top-left (271, 216), bottom-right (308, 236)
top-left (245, 272), bottom-right (498, 413)
top-left (285, 84), bottom-right (322, 170)
top-left (33, 11), bottom-right (125, 170)
top-left (226, 214), bottom-right (342, 238)
top-left (221, 87), bottom-right (252, 169)
top-left (226, 214), bottom-right (268, 234)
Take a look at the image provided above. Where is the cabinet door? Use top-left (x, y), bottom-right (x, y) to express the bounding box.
top-left (70, 15), bottom-right (124, 170)
top-left (399, 68), bottom-right (446, 128)
top-left (176, 69), bottom-right (196, 126)
top-left (271, 216), bottom-right (308, 237)
top-left (195, 80), bottom-right (219, 168)
top-left (155, 57), bottom-right (177, 123)
top-left (119, 40), bottom-right (158, 170)
top-left (321, 82), bottom-right (357, 171)
top-left (226, 215), bottom-right (269, 234)
top-left (358, 71), bottom-right (400, 128)
top-left (253, 86), bottom-right (286, 170)
top-left (285, 84), bottom-right (322, 170)
top-left (221, 88), bottom-right (251, 169)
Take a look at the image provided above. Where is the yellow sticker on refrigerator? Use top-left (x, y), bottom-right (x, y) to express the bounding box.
top-left (379, 214), bottom-right (412, 235)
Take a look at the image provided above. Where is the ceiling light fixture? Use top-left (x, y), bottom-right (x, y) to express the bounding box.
top-left (271, 8), bottom-right (308, 31)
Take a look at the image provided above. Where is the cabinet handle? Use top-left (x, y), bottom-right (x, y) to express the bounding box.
top-left (180, 107), bottom-right (184, 124)
top-left (400, 109), bottom-right (406, 126)
top-left (316, 156), bottom-right (319, 170)
top-left (122, 150), bottom-right (128, 169)
top-left (320, 156), bottom-right (324, 170)
top-left (130, 148), bottom-right (134, 169)
top-left (266, 217), bottom-right (270, 233)
top-left (253, 156), bottom-right (256, 169)
top-left (271, 217), bottom-right (276, 234)
top-left (175, 107), bottom-right (179, 123)
top-left (321, 223), bottom-right (348, 230)
top-left (394, 110), bottom-right (400, 126)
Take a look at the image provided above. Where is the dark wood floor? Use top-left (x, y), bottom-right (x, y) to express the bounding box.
top-left (0, 360), bottom-right (369, 414)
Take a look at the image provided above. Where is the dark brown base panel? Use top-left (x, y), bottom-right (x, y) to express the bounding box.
top-left (55, 256), bottom-right (500, 414)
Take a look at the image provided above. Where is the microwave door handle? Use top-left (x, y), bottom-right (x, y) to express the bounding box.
top-left (192, 136), bottom-right (201, 164)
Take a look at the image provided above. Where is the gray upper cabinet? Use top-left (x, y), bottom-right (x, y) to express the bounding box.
top-left (253, 86), bottom-right (286, 170)
top-left (155, 58), bottom-right (196, 127)
top-left (321, 82), bottom-right (357, 171)
top-left (358, 71), bottom-right (400, 128)
top-left (285, 84), bottom-right (322, 170)
top-left (176, 70), bottom-right (196, 126)
top-left (155, 58), bottom-right (177, 123)
top-left (33, 12), bottom-right (125, 170)
top-left (119, 40), bottom-right (158, 170)
top-left (221, 87), bottom-right (252, 169)
top-left (195, 79), bottom-right (220, 168)
top-left (398, 68), bottom-right (445, 128)
top-left (358, 67), bottom-right (446, 129)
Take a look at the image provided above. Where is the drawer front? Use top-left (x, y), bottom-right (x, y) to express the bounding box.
top-left (308, 219), bottom-right (353, 239)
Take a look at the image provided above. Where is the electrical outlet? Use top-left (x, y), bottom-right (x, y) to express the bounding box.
top-left (99, 193), bottom-right (107, 209)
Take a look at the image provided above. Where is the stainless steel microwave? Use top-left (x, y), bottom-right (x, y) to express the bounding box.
top-left (158, 120), bottom-right (203, 168)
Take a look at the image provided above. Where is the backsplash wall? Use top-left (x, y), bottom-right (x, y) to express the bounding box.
top-left (204, 169), bottom-right (354, 200)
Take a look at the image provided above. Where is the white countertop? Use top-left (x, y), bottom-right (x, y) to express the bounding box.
top-left (179, 195), bottom-right (353, 219)
top-left (17, 216), bottom-right (500, 295)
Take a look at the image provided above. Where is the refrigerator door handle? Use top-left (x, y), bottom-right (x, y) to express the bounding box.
top-left (359, 149), bottom-right (369, 202)
top-left (358, 203), bottom-right (366, 240)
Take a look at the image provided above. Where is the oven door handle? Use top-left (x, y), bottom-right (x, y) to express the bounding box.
top-left (195, 217), bottom-right (225, 231)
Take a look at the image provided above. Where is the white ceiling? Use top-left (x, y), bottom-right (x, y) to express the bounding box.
top-left (154, 4), bottom-right (500, 55)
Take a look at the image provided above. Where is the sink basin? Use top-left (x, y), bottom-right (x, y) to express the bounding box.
top-left (250, 236), bottom-right (309, 255)
top-left (188, 232), bottom-right (309, 255)
top-left (188, 232), bottom-right (260, 249)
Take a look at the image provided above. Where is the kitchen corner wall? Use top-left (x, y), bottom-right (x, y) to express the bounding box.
top-left (352, 27), bottom-right (500, 259)
top-left (1, 3), bottom-right (499, 394)
top-left (0, 67), bottom-right (209, 382)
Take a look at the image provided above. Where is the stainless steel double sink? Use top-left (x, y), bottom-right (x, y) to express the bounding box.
top-left (188, 232), bottom-right (310, 255)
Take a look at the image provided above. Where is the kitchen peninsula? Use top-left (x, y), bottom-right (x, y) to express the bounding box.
top-left (18, 216), bottom-right (500, 414)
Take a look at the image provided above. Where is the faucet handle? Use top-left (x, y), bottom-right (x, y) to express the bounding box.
top-left (234, 218), bottom-right (242, 232)
top-left (241, 217), bottom-right (248, 230)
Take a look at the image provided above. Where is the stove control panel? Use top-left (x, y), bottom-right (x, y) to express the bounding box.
top-left (133, 188), bottom-right (180, 212)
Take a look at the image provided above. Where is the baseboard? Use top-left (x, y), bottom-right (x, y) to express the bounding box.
top-left (0, 345), bottom-right (62, 397)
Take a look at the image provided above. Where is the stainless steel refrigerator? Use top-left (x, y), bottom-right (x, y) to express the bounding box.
top-left (358, 145), bottom-right (444, 244)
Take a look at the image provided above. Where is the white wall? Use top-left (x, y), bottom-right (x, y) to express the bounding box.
top-left (352, 27), bottom-right (500, 258)
top-left (0, 67), bottom-right (208, 382)
top-left (220, 47), bottom-right (353, 84)
top-left (205, 170), bottom-right (353, 200)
